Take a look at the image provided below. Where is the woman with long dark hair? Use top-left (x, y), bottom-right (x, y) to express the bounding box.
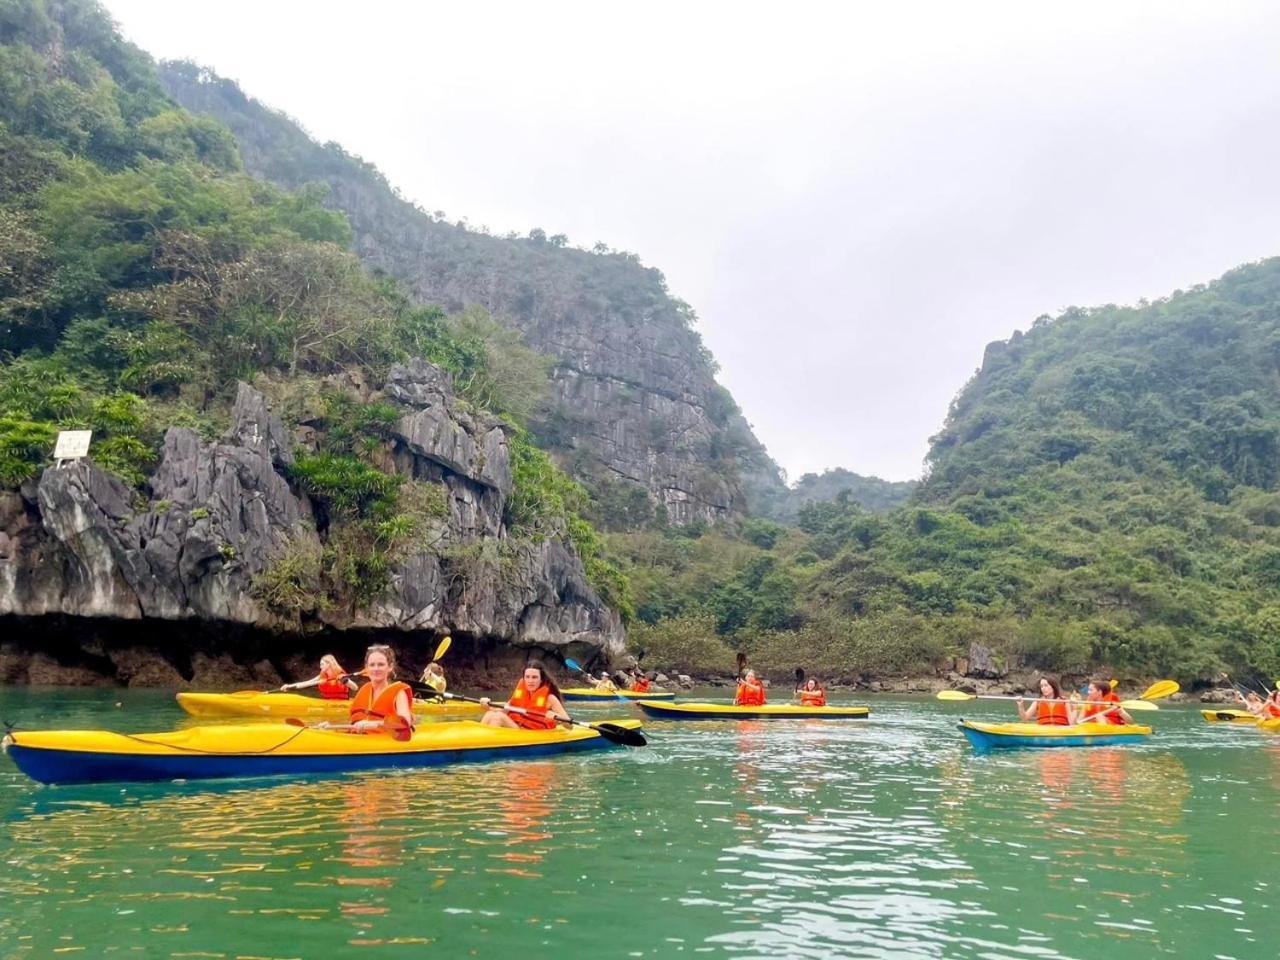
top-left (480, 660), bottom-right (570, 730)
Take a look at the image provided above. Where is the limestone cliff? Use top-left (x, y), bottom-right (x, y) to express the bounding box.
top-left (0, 370), bottom-right (623, 685)
top-left (158, 62), bottom-right (784, 525)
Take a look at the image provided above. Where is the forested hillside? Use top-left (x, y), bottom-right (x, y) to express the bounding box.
top-left (752, 468), bottom-right (917, 521)
top-left (158, 61), bottom-right (784, 528)
top-left (625, 262), bottom-right (1280, 685)
top-left (0, 0), bottom-right (627, 677)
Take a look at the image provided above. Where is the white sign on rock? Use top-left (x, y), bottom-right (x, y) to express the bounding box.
top-left (53, 430), bottom-right (93, 464)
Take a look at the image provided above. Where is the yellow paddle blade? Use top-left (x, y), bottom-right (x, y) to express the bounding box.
top-left (1121, 699), bottom-right (1158, 711)
top-left (1110, 678), bottom-right (1119, 689)
top-left (432, 635), bottom-right (452, 661)
top-left (1140, 679), bottom-right (1179, 701)
top-left (936, 690), bottom-right (976, 701)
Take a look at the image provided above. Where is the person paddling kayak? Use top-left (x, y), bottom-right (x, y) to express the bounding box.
top-left (347, 645), bottom-right (415, 734)
top-left (419, 660), bottom-right (447, 694)
top-left (736, 670), bottom-right (767, 706)
top-left (796, 678), bottom-right (826, 706)
top-left (280, 655), bottom-right (357, 700)
top-left (593, 672), bottom-right (618, 692)
top-left (1015, 676), bottom-right (1070, 725)
top-left (480, 661), bottom-right (571, 730)
top-left (629, 671), bottom-right (652, 693)
top-left (1077, 679), bottom-right (1131, 725)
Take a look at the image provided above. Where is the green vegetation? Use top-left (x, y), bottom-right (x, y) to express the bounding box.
top-left (1, 0), bottom-right (626, 618)
top-left (751, 468), bottom-right (917, 520)
top-left (617, 261), bottom-right (1280, 685)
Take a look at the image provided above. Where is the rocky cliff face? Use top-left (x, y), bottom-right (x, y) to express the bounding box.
top-left (0, 368), bottom-right (623, 685)
top-left (158, 63), bottom-right (784, 525)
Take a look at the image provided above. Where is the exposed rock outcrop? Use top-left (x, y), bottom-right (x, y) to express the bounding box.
top-left (159, 63), bottom-right (786, 524)
top-left (0, 370), bottom-right (623, 684)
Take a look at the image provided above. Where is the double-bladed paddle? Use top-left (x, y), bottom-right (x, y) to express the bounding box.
top-left (425, 690), bottom-right (647, 747)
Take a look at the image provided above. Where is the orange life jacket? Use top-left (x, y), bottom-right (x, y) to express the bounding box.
top-left (1099, 692), bottom-right (1126, 724)
top-left (508, 683), bottom-right (558, 730)
top-left (735, 680), bottom-right (766, 707)
top-left (1080, 696), bottom-right (1121, 727)
top-left (349, 681), bottom-right (412, 731)
top-left (631, 678), bottom-right (651, 693)
top-left (1266, 701), bottom-right (1280, 719)
top-left (1035, 700), bottom-right (1070, 725)
top-left (317, 664), bottom-right (350, 700)
top-left (799, 688), bottom-right (826, 707)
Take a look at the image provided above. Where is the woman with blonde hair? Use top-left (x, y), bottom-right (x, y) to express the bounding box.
top-left (348, 645), bottom-right (415, 734)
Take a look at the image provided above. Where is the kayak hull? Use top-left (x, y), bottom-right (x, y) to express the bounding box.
top-left (560, 688), bottom-right (676, 702)
top-left (959, 719), bottom-right (1152, 750)
top-left (2, 719), bottom-right (640, 785)
top-left (635, 700), bottom-right (869, 720)
top-left (1200, 709), bottom-right (1260, 724)
top-left (176, 691), bottom-right (483, 720)
top-left (1259, 717), bottom-right (1280, 732)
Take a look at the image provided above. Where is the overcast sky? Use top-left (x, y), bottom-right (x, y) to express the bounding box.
top-left (104, 0), bottom-right (1280, 481)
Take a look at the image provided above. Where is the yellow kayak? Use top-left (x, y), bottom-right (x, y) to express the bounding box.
top-left (635, 700), bottom-right (869, 720)
top-left (561, 687), bottom-right (676, 702)
top-left (2, 718), bottom-right (642, 785)
top-left (1259, 717), bottom-right (1280, 732)
top-left (1201, 709), bottom-right (1261, 724)
top-left (959, 719), bottom-right (1151, 749)
top-left (176, 690), bottom-right (483, 720)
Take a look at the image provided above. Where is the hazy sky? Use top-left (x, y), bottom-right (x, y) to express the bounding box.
top-left (104, 0), bottom-right (1280, 481)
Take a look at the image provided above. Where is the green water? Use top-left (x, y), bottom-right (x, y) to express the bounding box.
top-left (1, 689), bottom-right (1277, 959)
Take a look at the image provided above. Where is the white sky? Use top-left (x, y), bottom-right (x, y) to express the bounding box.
top-left (103, 0), bottom-right (1280, 481)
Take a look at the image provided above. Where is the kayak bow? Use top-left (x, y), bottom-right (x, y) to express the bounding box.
top-left (1200, 709), bottom-right (1261, 724)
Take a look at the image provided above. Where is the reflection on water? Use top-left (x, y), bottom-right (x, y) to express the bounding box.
top-left (0, 691), bottom-right (1276, 959)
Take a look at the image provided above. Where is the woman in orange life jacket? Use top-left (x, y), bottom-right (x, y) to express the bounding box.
top-left (796, 678), bottom-right (826, 707)
top-left (347, 645), bottom-right (415, 734)
top-left (629, 671), bottom-right (652, 694)
top-left (280, 654), bottom-right (357, 700)
top-left (479, 661), bottom-right (570, 730)
top-left (1015, 676), bottom-right (1071, 726)
top-left (1076, 679), bottom-right (1131, 725)
top-left (1264, 689), bottom-right (1280, 719)
top-left (735, 669), bottom-right (767, 707)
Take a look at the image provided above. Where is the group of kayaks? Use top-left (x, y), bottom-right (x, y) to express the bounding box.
top-left (1, 684), bottom-right (882, 786)
top-left (5, 678), bottom-right (1264, 787)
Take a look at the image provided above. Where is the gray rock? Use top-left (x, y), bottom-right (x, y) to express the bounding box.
top-left (159, 64), bottom-right (783, 525)
top-left (967, 642), bottom-right (1007, 679)
top-left (0, 378), bottom-right (624, 683)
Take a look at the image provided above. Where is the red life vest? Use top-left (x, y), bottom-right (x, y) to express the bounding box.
top-left (349, 681), bottom-right (412, 731)
top-left (799, 689), bottom-right (826, 707)
top-left (317, 664), bottom-right (349, 700)
top-left (735, 680), bottom-right (766, 707)
top-left (1266, 701), bottom-right (1280, 719)
top-left (1035, 700), bottom-right (1070, 725)
top-left (631, 678), bottom-right (651, 693)
top-left (508, 683), bottom-right (558, 730)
